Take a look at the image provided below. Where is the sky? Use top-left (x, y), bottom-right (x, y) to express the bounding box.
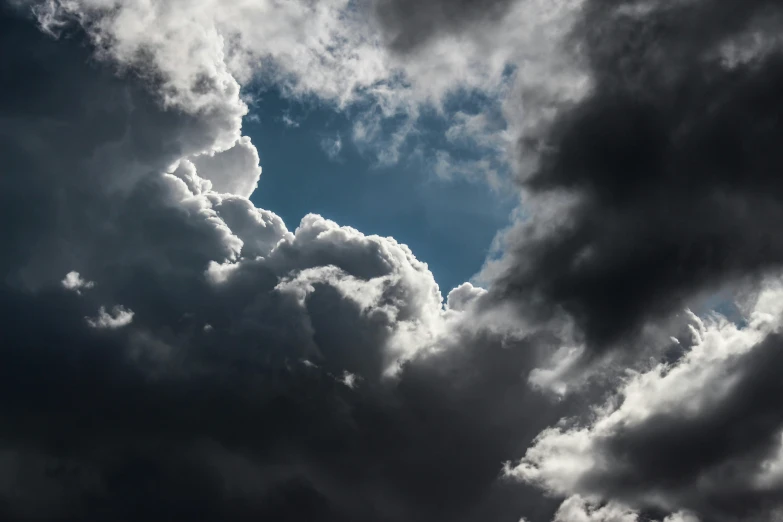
top-left (246, 87), bottom-right (516, 293)
top-left (4, 1), bottom-right (783, 522)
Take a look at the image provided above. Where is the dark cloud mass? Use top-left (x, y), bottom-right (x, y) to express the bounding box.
top-left (498, 0), bottom-right (783, 350)
top-left (0, 4), bottom-right (570, 521)
top-left (494, 1), bottom-right (783, 521)
top-left (9, 0), bottom-right (783, 521)
top-left (586, 333), bottom-right (783, 518)
top-left (373, 0), bottom-right (517, 52)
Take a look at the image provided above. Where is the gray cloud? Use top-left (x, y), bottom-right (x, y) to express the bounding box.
top-left (9, 1), bottom-right (783, 521)
top-left (0, 6), bottom-right (576, 521)
top-left (484, 1), bottom-right (783, 520)
top-left (511, 290), bottom-right (783, 521)
top-left (492, 0), bottom-right (783, 351)
top-left (373, 0), bottom-right (519, 53)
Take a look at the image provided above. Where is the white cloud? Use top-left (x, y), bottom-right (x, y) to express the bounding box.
top-left (61, 271), bottom-right (94, 294)
top-left (85, 305), bottom-right (135, 329)
top-left (29, 0), bottom-right (589, 180)
top-left (506, 278), bottom-right (783, 515)
top-left (548, 495), bottom-right (700, 522)
top-left (0, 6), bottom-right (629, 520)
top-left (551, 496), bottom-right (640, 522)
top-left (445, 282), bottom-right (486, 312)
top-left (9, 3), bottom-right (783, 520)
top-left (338, 370), bottom-right (359, 389)
top-left (527, 345), bottom-right (586, 397)
top-left (190, 136), bottom-right (261, 198)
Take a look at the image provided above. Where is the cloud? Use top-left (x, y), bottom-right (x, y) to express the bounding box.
top-left (190, 136), bottom-right (262, 198)
top-left (320, 133), bottom-right (343, 161)
top-left (508, 279), bottom-right (783, 520)
top-left (548, 495), bottom-right (699, 522)
top-left (61, 271), bottom-right (95, 294)
top-left (85, 305), bottom-right (135, 329)
top-left (372, 0), bottom-right (518, 54)
top-left (550, 496), bottom-right (641, 522)
top-left (8, 1), bottom-right (783, 521)
top-left (0, 8), bottom-right (578, 520)
top-left (337, 370), bottom-right (359, 389)
top-left (445, 282), bottom-right (487, 312)
top-left (489, 0), bottom-right (783, 352)
top-left (20, 0), bottom-right (587, 181)
top-left (473, 2), bottom-right (783, 519)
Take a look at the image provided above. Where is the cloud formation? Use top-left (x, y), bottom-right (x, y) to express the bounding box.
top-left (85, 305), bottom-right (135, 329)
top-left (483, 1), bottom-right (783, 520)
top-left (510, 282), bottom-right (783, 521)
top-left (6, 0), bottom-right (783, 521)
top-left (61, 271), bottom-right (95, 294)
top-left (0, 6), bottom-right (572, 520)
top-left (492, 0), bottom-right (783, 350)
top-left (373, 0), bottom-right (518, 53)
top-left (20, 0), bottom-right (586, 182)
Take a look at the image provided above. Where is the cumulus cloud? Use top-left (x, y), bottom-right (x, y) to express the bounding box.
top-left (61, 271), bottom-right (94, 294)
top-left (20, 0), bottom-right (586, 182)
top-left (445, 282), bottom-right (487, 312)
top-left (337, 370), bottom-right (359, 389)
top-left (85, 305), bottom-right (135, 329)
top-left (491, 0), bottom-right (783, 351)
top-left (550, 496), bottom-right (642, 522)
top-left (508, 280), bottom-right (783, 520)
top-left (0, 7), bottom-right (577, 520)
top-left (7, 0), bottom-right (783, 521)
top-left (190, 136), bottom-right (261, 197)
top-left (548, 495), bottom-right (699, 522)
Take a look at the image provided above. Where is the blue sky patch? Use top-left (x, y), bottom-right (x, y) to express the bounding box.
top-left (246, 88), bottom-right (515, 294)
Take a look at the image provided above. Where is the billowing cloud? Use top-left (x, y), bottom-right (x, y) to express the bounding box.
top-left (509, 281), bottom-right (783, 520)
top-left (7, 0), bottom-right (783, 521)
top-left (19, 0), bottom-right (587, 181)
top-left (0, 6), bottom-right (575, 520)
top-left (490, 0), bottom-right (783, 351)
top-left (548, 496), bottom-right (698, 522)
top-left (373, 0), bottom-right (518, 53)
top-left (481, 2), bottom-right (783, 519)
top-left (190, 136), bottom-right (261, 197)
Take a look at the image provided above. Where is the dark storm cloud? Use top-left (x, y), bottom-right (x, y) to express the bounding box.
top-left (584, 333), bottom-right (783, 520)
top-left (372, 0), bottom-right (518, 53)
top-left (494, 0), bottom-right (783, 351)
top-left (0, 5), bottom-right (573, 521)
top-left (516, 309), bottom-right (783, 522)
top-left (497, 2), bottom-right (783, 519)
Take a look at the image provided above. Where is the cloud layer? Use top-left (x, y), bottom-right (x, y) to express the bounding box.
top-left (492, 0), bottom-right (783, 349)
top-left (5, 0), bottom-right (783, 521)
top-left (0, 5), bottom-right (568, 520)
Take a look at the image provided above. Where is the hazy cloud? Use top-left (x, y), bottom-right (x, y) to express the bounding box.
top-left (0, 7), bottom-right (573, 520)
